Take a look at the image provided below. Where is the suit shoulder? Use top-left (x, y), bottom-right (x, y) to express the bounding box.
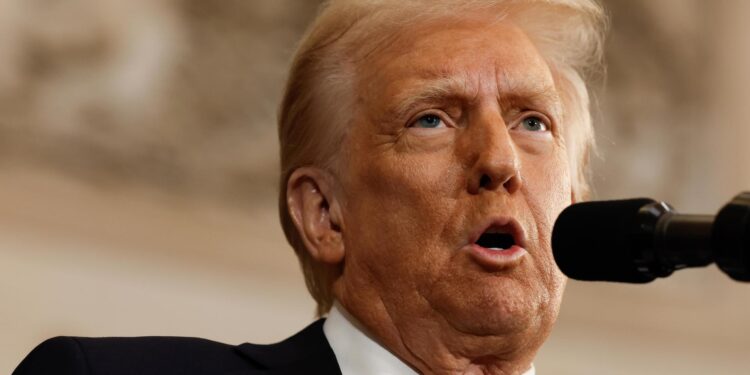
top-left (14, 336), bottom-right (253, 375)
top-left (14, 337), bottom-right (88, 375)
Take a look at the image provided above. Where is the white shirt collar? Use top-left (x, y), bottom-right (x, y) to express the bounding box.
top-left (323, 302), bottom-right (418, 375)
top-left (322, 303), bottom-right (536, 375)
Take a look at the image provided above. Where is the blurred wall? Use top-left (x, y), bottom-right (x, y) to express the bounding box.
top-left (2, 1), bottom-right (750, 374)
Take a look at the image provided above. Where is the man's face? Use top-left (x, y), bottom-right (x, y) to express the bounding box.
top-left (334, 18), bottom-right (571, 347)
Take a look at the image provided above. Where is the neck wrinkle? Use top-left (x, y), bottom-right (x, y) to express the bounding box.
top-left (405, 303), bottom-right (536, 375)
top-left (332, 280), bottom-right (538, 375)
top-left (325, 301), bottom-right (421, 374)
top-left (341, 298), bottom-right (534, 375)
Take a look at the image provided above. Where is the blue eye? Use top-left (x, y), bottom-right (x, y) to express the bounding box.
top-left (521, 116), bottom-right (548, 132)
top-left (414, 114), bottom-right (444, 128)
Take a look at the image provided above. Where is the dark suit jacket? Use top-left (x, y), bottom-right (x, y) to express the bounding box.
top-left (13, 319), bottom-right (342, 375)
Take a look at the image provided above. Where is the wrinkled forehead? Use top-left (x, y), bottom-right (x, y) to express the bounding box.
top-left (352, 15), bottom-right (562, 119)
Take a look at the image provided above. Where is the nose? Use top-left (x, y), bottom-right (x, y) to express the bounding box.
top-left (463, 112), bottom-right (522, 195)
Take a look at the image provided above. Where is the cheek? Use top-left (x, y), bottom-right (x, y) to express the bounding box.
top-left (352, 145), bottom-right (461, 215)
top-left (342, 149), bottom-right (463, 269)
top-left (522, 152), bottom-right (570, 289)
top-left (524, 152), bottom-right (572, 228)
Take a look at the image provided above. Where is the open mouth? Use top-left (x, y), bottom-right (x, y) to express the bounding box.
top-left (467, 219), bottom-right (527, 267)
top-left (475, 226), bottom-right (517, 250)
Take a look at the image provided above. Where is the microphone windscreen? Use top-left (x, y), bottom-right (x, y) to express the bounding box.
top-left (552, 198), bottom-right (657, 283)
top-left (713, 192), bottom-right (750, 281)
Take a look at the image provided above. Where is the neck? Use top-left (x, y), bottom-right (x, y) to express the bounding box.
top-left (336, 293), bottom-right (541, 375)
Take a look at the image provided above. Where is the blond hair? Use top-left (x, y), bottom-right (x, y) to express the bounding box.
top-left (278, 0), bottom-right (607, 316)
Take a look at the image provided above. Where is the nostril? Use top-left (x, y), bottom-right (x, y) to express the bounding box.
top-left (479, 174), bottom-right (491, 189)
top-left (503, 175), bottom-right (520, 193)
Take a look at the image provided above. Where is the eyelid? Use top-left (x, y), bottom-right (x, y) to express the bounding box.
top-left (407, 109), bottom-right (456, 128)
top-left (511, 111), bottom-right (553, 132)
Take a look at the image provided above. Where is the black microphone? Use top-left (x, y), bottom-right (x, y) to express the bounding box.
top-left (551, 192), bottom-right (750, 283)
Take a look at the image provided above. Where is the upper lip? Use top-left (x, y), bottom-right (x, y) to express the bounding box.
top-left (468, 216), bottom-right (528, 249)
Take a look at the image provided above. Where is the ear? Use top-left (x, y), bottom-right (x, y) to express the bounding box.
top-left (286, 167), bottom-right (345, 265)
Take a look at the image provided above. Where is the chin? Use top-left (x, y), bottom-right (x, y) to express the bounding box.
top-left (428, 274), bottom-right (557, 337)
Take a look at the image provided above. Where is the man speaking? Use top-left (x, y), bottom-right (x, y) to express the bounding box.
top-left (14, 0), bottom-right (606, 374)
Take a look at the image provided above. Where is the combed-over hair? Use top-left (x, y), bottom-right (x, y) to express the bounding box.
top-left (278, 0), bottom-right (607, 316)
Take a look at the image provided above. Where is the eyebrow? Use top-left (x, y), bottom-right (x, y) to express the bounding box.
top-left (497, 68), bottom-right (563, 111)
top-left (389, 74), bottom-right (473, 120)
top-left (389, 72), bottom-right (562, 120)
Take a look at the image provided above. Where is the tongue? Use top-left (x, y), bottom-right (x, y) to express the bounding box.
top-left (476, 233), bottom-right (515, 249)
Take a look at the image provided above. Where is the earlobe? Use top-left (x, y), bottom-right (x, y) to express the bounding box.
top-left (286, 168), bottom-right (345, 265)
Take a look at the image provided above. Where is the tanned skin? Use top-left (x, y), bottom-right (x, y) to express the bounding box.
top-left (288, 16), bottom-right (572, 375)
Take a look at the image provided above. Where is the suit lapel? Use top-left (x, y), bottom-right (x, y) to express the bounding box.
top-left (233, 319), bottom-right (341, 375)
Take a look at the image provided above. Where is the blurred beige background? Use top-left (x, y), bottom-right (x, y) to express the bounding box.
top-left (2, 0), bottom-right (750, 374)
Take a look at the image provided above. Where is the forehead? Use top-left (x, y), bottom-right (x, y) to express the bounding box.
top-left (356, 17), bottom-right (560, 115)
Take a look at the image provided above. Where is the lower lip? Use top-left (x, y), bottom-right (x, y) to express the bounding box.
top-left (465, 244), bottom-right (527, 269)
